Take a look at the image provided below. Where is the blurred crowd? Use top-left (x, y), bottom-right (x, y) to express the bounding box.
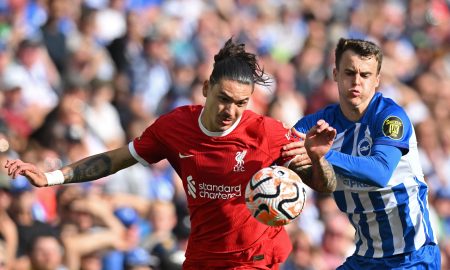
top-left (0, 0), bottom-right (449, 269)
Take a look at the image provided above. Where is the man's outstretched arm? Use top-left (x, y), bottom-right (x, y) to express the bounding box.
top-left (5, 145), bottom-right (137, 187)
top-left (62, 146), bottom-right (137, 184)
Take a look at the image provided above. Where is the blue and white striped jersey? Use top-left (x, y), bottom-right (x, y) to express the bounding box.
top-left (294, 92), bottom-right (436, 258)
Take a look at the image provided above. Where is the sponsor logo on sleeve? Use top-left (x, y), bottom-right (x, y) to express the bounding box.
top-left (382, 116), bottom-right (403, 140)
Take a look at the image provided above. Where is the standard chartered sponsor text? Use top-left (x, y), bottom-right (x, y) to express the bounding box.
top-left (198, 183), bottom-right (241, 199)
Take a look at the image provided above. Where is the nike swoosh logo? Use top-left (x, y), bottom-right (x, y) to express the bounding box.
top-left (179, 153), bottom-right (194, 158)
top-left (285, 132), bottom-right (291, 140)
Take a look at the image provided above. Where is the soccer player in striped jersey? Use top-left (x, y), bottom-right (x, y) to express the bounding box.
top-left (5, 38), bottom-right (337, 269)
top-left (292, 38), bottom-right (440, 269)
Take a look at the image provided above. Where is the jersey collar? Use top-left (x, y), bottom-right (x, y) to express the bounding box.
top-left (198, 108), bottom-right (243, 137)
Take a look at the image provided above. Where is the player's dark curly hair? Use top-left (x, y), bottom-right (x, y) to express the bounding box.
top-left (335, 38), bottom-right (383, 74)
top-left (209, 38), bottom-right (270, 87)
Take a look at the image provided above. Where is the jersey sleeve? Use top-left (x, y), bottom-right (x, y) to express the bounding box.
top-left (373, 105), bottom-right (412, 155)
top-left (128, 117), bottom-right (169, 166)
top-left (293, 110), bottom-right (325, 134)
top-left (326, 144), bottom-right (402, 187)
top-left (264, 117), bottom-right (299, 166)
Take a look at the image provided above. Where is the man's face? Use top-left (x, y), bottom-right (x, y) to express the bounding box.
top-left (333, 50), bottom-right (380, 117)
top-left (0, 188), bottom-right (11, 211)
top-left (30, 237), bottom-right (63, 269)
top-left (202, 79), bottom-right (252, 132)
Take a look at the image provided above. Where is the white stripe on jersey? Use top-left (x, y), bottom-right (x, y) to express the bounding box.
top-left (387, 199), bottom-right (404, 253)
top-left (128, 141), bottom-right (150, 166)
top-left (407, 181), bottom-right (427, 250)
top-left (351, 123), bottom-right (361, 156)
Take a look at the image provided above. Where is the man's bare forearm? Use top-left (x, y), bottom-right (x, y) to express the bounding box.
top-left (60, 147), bottom-right (137, 184)
top-left (62, 154), bottom-right (113, 184)
top-left (292, 158), bottom-right (336, 193)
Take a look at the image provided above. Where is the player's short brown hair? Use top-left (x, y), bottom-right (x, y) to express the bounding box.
top-left (335, 38), bottom-right (383, 74)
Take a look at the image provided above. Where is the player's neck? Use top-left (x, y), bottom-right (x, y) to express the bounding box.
top-left (340, 105), bottom-right (366, 122)
top-left (199, 110), bottom-right (214, 132)
top-left (198, 108), bottom-right (242, 137)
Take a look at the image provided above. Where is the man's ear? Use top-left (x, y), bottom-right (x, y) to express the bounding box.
top-left (202, 80), bottom-right (209, 97)
top-left (375, 73), bottom-right (380, 88)
top-left (332, 68), bottom-right (338, 82)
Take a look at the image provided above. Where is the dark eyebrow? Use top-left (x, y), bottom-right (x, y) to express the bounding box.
top-left (218, 90), bottom-right (250, 103)
top-left (344, 68), bottom-right (372, 75)
top-left (236, 98), bottom-right (250, 104)
top-left (217, 91), bottom-right (232, 100)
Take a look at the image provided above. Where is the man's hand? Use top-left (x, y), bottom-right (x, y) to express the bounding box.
top-left (71, 197), bottom-right (114, 218)
top-left (285, 120), bottom-right (337, 193)
top-left (305, 119), bottom-right (336, 161)
top-left (282, 129), bottom-right (311, 168)
top-left (4, 159), bottom-right (48, 187)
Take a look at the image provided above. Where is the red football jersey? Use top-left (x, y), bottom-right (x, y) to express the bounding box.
top-left (130, 105), bottom-right (297, 267)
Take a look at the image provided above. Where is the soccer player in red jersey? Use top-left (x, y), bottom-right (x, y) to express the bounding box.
top-left (5, 38), bottom-right (336, 269)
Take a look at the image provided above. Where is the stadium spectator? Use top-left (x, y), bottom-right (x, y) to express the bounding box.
top-left (84, 80), bottom-right (126, 150)
top-left (0, 171), bottom-right (17, 270)
top-left (101, 206), bottom-right (142, 270)
top-left (124, 247), bottom-right (156, 270)
top-left (8, 176), bottom-right (55, 267)
top-left (140, 200), bottom-right (179, 269)
top-left (28, 235), bottom-right (68, 270)
top-left (13, 37), bottom-right (61, 119)
top-left (281, 228), bottom-right (317, 270)
top-left (60, 195), bottom-right (127, 270)
top-left (320, 213), bottom-right (355, 270)
top-left (0, 242), bottom-right (6, 270)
